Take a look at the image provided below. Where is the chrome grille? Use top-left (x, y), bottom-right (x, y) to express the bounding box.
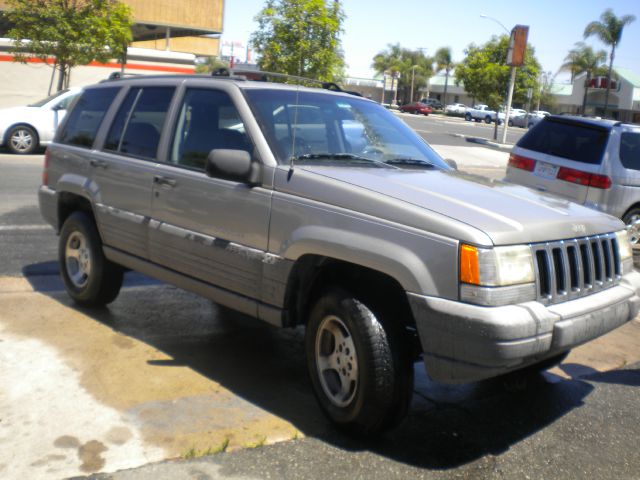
top-left (532, 233), bottom-right (621, 305)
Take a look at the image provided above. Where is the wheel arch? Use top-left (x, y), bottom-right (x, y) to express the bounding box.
top-left (282, 254), bottom-right (416, 333)
top-left (4, 122), bottom-right (40, 145)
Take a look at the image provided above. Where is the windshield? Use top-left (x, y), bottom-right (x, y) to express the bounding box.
top-left (244, 88), bottom-right (450, 169)
top-left (28, 89), bottom-right (70, 108)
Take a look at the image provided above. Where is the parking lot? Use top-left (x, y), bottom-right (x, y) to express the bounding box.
top-left (2, 116), bottom-right (640, 479)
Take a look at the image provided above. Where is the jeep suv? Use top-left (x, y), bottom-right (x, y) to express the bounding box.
top-left (39, 74), bottom-right (640, 434)
top-left (505, 115), bottom-right (640, 241)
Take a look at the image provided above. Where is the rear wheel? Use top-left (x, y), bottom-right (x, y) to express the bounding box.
top-left (464, 113), bottom-right (472, 121)
top-left (508, 120), bottom-right (514, 127)
top-left (59, 211), bottom-right (123, 306)
top-left (484, 116), bottom-right (492, 124)
top-left (305, 287), bottom-right (413, 435)
top-left (623, 208), bottom-right (640, 245)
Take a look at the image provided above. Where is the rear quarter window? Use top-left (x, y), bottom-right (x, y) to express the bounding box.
top-left (619, 132), bottom-right (640, 170)
top-left (57, 87), bottom-right (120, 148)
top-left (518, 119), bottom-right (610, 165)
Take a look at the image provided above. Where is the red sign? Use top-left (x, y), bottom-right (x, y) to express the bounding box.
top-left (507, 25), bottom-right (529, 67)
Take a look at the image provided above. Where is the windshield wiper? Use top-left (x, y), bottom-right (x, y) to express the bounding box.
top-left (294, 153), bottom-right (397, 168)
top-left (383, 158), bottom-right (437, 169)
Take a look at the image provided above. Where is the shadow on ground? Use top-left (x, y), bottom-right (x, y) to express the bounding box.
top-left (20, 260), bottom-right (613, 470)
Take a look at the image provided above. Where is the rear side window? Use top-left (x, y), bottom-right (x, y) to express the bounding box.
top-left (518, 119), bottom-right (610, 165)
top-left (620, 132), bottom-right (640, 170)
top-left (58, 88), bottom-right (119, 148)
top-left (105, 87), bottom-right (175, 159)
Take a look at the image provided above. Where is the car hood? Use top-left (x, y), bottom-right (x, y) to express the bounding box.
top-left (281, 165), bottom-right (623, 246)
top-left (0, 106), bottom-right (45, 125)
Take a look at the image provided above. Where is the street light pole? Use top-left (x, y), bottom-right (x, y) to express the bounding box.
top-left (480, 14), bottom-right (517, 144)
top-left (410, 65), bottom-right (418, 102)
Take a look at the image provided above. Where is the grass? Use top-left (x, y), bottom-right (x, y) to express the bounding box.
top-left (182, 436), bottom-right (231, 459)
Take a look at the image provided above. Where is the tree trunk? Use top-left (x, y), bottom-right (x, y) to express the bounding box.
top-left (603, 46), bottom-right (615, 118)
top-left (56, 63), bottom-right (66, 92)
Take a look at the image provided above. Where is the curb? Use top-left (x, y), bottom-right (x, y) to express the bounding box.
top-left (450, 133), bottom-right (514, 151)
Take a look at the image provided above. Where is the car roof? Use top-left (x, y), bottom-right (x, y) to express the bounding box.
top-left (545, 114), bottom-right (638, 130)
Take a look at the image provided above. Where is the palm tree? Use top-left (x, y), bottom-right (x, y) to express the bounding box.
top-left (584, 8), bottom-right (636, 116)
top-left (372, 44), bottom-right (403, 104)
top-left (434, 47), bottom-right (455, 107)
top-left (561, 42), bottom-right (607, 115)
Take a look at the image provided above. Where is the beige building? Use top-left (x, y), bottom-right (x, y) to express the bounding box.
top-left (0, 0), bottom-right (223, 56)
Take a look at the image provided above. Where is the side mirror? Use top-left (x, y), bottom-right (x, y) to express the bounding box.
top-left (206, 149), bottom-right (259, 184)
top-left (445, 158), bottom-right (458, 170)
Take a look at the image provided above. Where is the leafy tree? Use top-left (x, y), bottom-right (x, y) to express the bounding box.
top-left (560, 42), bottom-right (607, 114)
top-left (584, 8), bottom-right (636, 116)
top-left (195, 56), bottom-right (229, 74)
top-left (455, 36), bottom-right (540, 111)
top-left (434, 47), bottom-right (455, 107)
top-left (6, 0), bottom-right (133, 92)
top-left (372, 44), bottom-right (433, 104)
top-left (250, 0), bottom-right (345, 82)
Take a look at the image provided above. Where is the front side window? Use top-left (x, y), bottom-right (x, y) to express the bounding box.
top-left (58, 87), bottom-right (119, 148)
top-left (104, 87), bottom-right (175, 159)
top-left (620, 132), bottom-right (640, 170)
top-left (170, 89), bottom-right (251, 171)
top-left (245, 89), bottom-right (449, 170)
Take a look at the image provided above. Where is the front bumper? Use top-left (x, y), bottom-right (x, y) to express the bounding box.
top-left (38, 185), bottom-right (58, 232)
top-left (408, 270), bottom-right (640, 383)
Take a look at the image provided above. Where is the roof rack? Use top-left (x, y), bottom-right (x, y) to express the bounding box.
top-left (211, 67), bottom-right (362, 97)
top-left (106, 71), bottom-right (145, 80)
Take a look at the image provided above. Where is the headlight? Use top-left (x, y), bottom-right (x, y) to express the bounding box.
top-left (616, 229), bottom-right (633, 261)
top-left (460, 244), bottom-right (535, 286)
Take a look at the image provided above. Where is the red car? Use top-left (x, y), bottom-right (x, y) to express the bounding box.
top-left (399, 102), bottom-right (432, 115)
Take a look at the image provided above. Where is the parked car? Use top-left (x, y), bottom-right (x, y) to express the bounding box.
top-left (508, 109), bottom-right (529, 128)
top-left (526, 110), bottom-right (551, 128)
top-left (465, 104), bottom-right (505, 124)
top-left (0, 87), bottom-right (81, 154)
top-left (506, 115), bottom-right (640, 241)
top-left (399, 102), bottom-right (433, 115)
top-left (420, 98), bottom-right (443, 109)
top-left (40, 74), bottom-right (639, 435)
top-left (445, 103), bottom-right (468, 115)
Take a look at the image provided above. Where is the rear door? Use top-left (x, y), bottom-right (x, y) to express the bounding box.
top-left (89, 85), bottom-right (176, 258)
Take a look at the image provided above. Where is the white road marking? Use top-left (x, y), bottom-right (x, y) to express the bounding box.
top-left (0, 224), bottom-right (52, 232)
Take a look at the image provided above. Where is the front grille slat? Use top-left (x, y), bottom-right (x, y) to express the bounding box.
top-left (532, 233), bottom-right (620, 305)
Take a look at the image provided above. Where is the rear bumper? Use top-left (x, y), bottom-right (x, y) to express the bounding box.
top-left (38, 185), bottom-right (58, 232)
top-left (408, 270), bottom-right (640, 383)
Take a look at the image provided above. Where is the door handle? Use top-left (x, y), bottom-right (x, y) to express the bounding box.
top-left (89, 159), bottom-right (108, 169)
top-left (154, 175), bottom-right (177, 187)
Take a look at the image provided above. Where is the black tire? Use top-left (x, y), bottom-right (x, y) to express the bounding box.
top-left (484, 116), bottom-right (492, 124)
top-left (508, 120), bottom-right (514, 127)
top-left (464, 113), bottom-right (472, 121)
top-left (59, 211), bottom-right (123, 306)
top-left (7, 124), bottom-right (38, 154)
top-left (305, 287), bottom-right (413, 435)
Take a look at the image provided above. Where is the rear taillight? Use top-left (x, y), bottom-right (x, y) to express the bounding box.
top-left (43, 148), bottom-right (50, 186)
top-left (508, 153), bottom-right (536, 172)
top-left (557, 167), bottom-right (611, 189)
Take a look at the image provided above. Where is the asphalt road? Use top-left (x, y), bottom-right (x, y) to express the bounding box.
top-left (1, 127), bottom-right (639, 480)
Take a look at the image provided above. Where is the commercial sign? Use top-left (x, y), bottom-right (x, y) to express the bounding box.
top-left (506, 25), bottom-right (529, 67)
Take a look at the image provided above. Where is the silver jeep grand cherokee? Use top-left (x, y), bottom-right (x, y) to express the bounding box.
top-left (39, 72), bottom-right (640, 434)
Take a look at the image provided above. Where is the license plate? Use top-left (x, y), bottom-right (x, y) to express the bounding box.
top-left (534, 161), bottom-right (559, 180)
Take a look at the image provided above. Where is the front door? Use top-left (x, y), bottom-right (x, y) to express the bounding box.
top-left (149, 87), bottom-right (272, 303)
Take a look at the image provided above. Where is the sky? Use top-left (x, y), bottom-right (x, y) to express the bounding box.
top-left (221, 0), bottom-right (640, 84)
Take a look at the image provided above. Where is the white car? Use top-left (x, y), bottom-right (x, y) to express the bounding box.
top-left (0, 87), bottom-right (81, 154)
top-left (445, 103), bottom-right (467, 114)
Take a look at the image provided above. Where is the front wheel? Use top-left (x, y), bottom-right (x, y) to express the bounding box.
top-left (59, 211), bottom-right (123, 306)
top-left (508, 120), bottom-right (514, 127)
top-left (464, 113), bottom-right (472, 121)
top-left (7, 125), bottom-right (38, 154)
top-left (305, 288), bottom-right (413, 435)
top-left (484, 116), bottom-right (492, 124)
